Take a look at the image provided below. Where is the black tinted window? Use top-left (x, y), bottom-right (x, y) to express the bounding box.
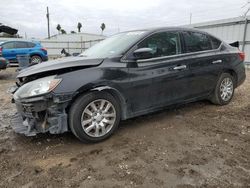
top-left (15, 42), bottom-right (28, 48)
top-left (138, 32), bottom-right (181, 58)
top-left (210, 36), bottom-right (221, 49)
top-left (183, 31), bottom-right (212, 53)
top-left (27, 42), bottom-right (36, 48)
top-left (2, 42), bottom-right (15, 49)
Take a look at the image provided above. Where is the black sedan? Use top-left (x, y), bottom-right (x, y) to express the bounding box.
top-left (11, 27), bottom-right (246, 142)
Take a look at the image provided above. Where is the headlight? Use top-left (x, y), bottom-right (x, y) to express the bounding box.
top-left (14, 76), bottom-right (61, 99)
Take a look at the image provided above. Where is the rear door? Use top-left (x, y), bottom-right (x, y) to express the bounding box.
top-left (180, 31), bottom-right (224, 98)
top-left (127, 31), bottom-right (193, 113)
top-left (14, 41), bottom-right (30, 56)
top-left (2, 42), bottom-right (16, 60)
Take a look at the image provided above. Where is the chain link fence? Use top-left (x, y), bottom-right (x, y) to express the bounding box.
top-left (40, 39), bottom-right (104, 59)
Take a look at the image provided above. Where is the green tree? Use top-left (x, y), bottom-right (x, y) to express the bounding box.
top-left (56, 24), bottom-right (61, 34)
top-left (77, 22), bottom-right (82, 33)
top-left (100, 23), bottom-right (106, 35)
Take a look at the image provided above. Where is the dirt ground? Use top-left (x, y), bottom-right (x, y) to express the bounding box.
top-left (0, 68), bottom-right (249, 188)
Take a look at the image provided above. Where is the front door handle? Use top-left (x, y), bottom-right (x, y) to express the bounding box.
top-left (173, 65), bottom-right (187, 70)
top-left (212, 60), bottom-right (222, 64)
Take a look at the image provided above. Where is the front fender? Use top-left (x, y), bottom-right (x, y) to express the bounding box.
top-left (53, 68), bottom-right (131, 120)
top-left (90, 86), bottom-right (129, 120)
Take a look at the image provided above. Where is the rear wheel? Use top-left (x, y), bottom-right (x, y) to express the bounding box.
top-left (211, 73), bottom-right (235, 105)
top-left (69, 91), bottom-right (121, 143)
top-left (30, 55), bottom-right (42, 64)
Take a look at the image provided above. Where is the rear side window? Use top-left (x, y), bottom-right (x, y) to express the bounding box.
top-left (182, 31), bottom-right (212, 53)
top-left (27, 42), bottom-right (36, 48)
top-left (210, 36), bottom-right (221, 49)
top-left (2, 42), bottom-right (15, 49)
top-left (137, 32), bottom-right (181, 58)
top-left (15, 41), bottom-right (29, 48)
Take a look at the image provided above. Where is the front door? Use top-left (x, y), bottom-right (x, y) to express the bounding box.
top-left (127, 31), bottom-right (193, 114)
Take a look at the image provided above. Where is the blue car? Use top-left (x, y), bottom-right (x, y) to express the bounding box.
top-left (0, 41), bottom-right (48, 64)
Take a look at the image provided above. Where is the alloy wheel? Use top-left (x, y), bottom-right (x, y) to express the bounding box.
top-left (220, 77), bottom-right (233, 102)
top-left (31, 56), bottom-right (42, 63)
top-left (81, 99), bottom-right (116, 137)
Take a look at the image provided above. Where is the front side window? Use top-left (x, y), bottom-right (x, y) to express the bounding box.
top-left (15, 42), bottom-right (28, 48)
top-left (137, 32), bottom-right (181, 58)
top-left (183, 31), bottom-right (212, 53)
top-left (2, 42), bottom-right (15, 49)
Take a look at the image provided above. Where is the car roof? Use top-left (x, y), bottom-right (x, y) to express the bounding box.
top-left (0, 40), bottom-right (40, 44)
top-left (123, 27), bottom-right (209, 35)
top-left (120, 27), bottom-right (219, 42)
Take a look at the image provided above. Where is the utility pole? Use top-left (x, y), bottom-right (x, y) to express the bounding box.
top-left (46, 6), bottom-right (50, 39)
top-left (189, 13), bottom-right (192, 25)
top-left (242, 1), bottom-right (250, 52)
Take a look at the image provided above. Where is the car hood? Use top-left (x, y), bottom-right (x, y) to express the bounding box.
top-left (17, 56), bottom-right (104, 78)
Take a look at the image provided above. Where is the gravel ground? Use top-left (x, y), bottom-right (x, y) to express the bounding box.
top-left (0, 68), bottom-right (249, 188)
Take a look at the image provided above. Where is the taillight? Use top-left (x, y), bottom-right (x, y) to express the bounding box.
top-left (239, 52), bottom-right (245, 61)
top-left (41, 47), bottom-right (47, 52)
top-left (0, 47), bottom-right (2, 55)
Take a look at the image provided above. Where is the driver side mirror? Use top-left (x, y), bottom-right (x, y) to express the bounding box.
top-left (133, 48), bottom-right (153, 60)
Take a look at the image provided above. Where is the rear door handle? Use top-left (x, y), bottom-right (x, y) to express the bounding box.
top-left (212, 60), bottom-right (222, 64)
top-left (173, 65), bottom-right (187, 70)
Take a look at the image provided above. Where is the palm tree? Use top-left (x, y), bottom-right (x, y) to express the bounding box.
top-left (77, 22), bottom-right (82, 33)
top-left (56, 24), bottom-right (61, 34)
top-left (61, 29), bottom-right (66, 34)
top-left (100, 23), bottom-right (106, 35)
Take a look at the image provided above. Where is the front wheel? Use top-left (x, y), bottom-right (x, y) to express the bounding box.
top-left (69, 91), bottom-right (121, 143)
top-left (211, 73), bottom-right (235, 105)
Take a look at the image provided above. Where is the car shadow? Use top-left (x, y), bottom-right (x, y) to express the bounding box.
top-left (119, 100), bottom-right (212, 129)
top-left (10, 100), bottom-right (212, 146)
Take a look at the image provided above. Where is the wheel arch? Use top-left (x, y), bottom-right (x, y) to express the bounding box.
top-left (30, 53), bottom-right (42, 58)
top-left (68, 85), bottom-right (129, 120)
top-left (222, 69), bottom-right (238, 86)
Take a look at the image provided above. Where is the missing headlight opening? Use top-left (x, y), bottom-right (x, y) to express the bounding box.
top-left (11, 75), bottom-right (67, 136)
top-left (11, 92), bottom-right (70, 136)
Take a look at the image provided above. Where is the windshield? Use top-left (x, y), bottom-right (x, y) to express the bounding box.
top-left (79, 31), bottom-right (146, 58)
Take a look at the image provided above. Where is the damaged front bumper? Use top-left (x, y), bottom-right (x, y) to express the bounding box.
top-left (11, 93), bottom-right (73, 136)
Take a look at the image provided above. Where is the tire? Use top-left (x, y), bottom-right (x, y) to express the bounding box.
top-left (69, 91), bottom-right (121, 143)
top-left (30, 55), bottom-right (42, 64)
top-left (211, 73), bottom-right (235, 105)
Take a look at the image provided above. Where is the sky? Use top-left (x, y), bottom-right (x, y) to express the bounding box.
top-left (1, 0), bottom-right (249, 39)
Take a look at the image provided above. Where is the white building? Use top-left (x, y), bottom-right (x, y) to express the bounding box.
top-left (41, 32), bottom-right (106, 58)
top-left (187, 16), bottom-right (250, 62)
